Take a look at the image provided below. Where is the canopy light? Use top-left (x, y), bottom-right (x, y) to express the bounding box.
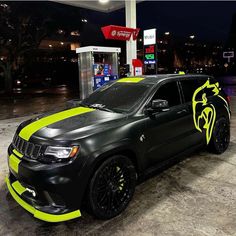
top-left (99, 0), bottom-right (110, 4)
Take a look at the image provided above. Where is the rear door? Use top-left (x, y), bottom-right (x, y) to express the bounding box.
top-left (179, 77), bottom-right (206, 146)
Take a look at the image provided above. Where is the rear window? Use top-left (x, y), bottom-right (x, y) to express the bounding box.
top-left (180, 77), bottom-right (221, 103)
top-left (180, 79), bottom-right (200, 103)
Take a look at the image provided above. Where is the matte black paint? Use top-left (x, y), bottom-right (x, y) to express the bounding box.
top-left (8, 74), bottom-right (230, 216)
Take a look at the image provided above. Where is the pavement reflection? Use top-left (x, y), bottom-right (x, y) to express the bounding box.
top-left (0, 86), bottom-right (79, 120)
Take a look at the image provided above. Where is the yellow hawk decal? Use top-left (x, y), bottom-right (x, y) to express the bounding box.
top-left (192, 79), bottom-right (230, 144)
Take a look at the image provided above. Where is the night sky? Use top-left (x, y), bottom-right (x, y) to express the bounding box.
top-left (82, 1), bottom-right (236, 43)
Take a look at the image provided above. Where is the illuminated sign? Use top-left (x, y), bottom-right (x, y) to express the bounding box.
top-left (143, 29), bottom-right (156, 45)
top-left (143, 29), bottom-right (157, 74)
top-left (223, 51), bottom-right (234, 58)
top-left (101, 25), bottom-right (140, 41)
top-left (144, 44), bottom-right (156, 65)
top-left (144, 60), bottom-right (156, 65)
top-left (223, 51), bottom-right (234, 63)
top-left (145, 54), bottom-right (155, 60)
top-left (145, 45), bottom-right (155, 53)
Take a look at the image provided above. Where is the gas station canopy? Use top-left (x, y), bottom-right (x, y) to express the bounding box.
top-left (55, 0), bottom-right (126, 13)
top-left (55, 0), bottom-right (141, 75)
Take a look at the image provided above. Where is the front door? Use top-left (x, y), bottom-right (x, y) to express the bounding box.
top-left (144, 80), bottom-right (192, 166)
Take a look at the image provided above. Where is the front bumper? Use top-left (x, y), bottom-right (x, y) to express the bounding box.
top-left (6, 147), bottom-right (84, 222)
top-left (5, 176), bottom-right (81, 222)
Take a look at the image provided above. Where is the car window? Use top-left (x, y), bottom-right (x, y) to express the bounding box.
top-left (82, 82), bottom-right (153, 113)
top-left (151, 81), bottom-right (181, 107)
top-left (180, 79), bottom-right (201, 103)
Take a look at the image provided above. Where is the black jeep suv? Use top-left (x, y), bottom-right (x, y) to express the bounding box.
top-left (6, 75), bottom-right (230, 222)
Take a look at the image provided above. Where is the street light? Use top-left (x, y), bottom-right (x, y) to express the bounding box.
top-left (81, 19), bottom-right (88, 23)
top-left (189, 35), bottom-right (195, 39)
top-left (164, 32), bottom-right (170, 35)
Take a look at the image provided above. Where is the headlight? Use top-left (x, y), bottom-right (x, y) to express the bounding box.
top-left (45, 146), bottom-right (79, 159)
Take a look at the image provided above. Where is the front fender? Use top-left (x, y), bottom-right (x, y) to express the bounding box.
top-left (76, 139), bottom-right (140, 206)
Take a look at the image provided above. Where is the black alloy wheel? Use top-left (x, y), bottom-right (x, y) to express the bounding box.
top-left (208, 117), bottom-right (230, 154)
top-left (88, 155), bottom-right (136, 220)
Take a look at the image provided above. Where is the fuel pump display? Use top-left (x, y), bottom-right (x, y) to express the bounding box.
top-left (93, 65), bottom-right (118, 89)
top-left (76, 46), bottom-right (121, 99)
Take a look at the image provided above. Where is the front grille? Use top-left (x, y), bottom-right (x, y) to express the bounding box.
top-left (12, 134), bottom-right (41, 159)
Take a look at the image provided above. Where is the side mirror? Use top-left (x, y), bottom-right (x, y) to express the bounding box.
top-left (151, 99), bottom-right (169, 110)
top-left (145, 99), bottom-right (169, 116)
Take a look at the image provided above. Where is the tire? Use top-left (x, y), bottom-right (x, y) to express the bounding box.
top-left (88, 155), bottom-right (136, 220)
top-left (208, 117), bottom-right (230, 154)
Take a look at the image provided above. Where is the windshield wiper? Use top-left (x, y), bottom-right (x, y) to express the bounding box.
top-left (92, 106), bottom-right (114, 112)
top-left (81, 103), bottom-right (114, 113)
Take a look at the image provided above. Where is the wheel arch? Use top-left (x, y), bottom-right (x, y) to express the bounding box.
top-left (93, 148), bottom-right (139, 175)
top-left (81, 147), bottom-right (139, 209)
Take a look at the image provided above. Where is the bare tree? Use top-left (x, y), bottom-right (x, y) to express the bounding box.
top-left (0, 2), bottom-right (82, 93)
top-left (0, 3), bottom-right (52, 93)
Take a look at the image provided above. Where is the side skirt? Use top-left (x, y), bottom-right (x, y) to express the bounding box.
top-left (138, 143), bottom-right (205, 183)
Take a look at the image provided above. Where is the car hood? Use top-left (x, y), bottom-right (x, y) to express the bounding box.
top-left (17, 106), bottom-right (126, 142)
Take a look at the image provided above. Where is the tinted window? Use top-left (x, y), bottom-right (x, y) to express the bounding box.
top-left (180, 79), bottom-right (201, 102)
top-left (152, 81), bottom-right (181, 107)
top-left (82, 82), bottom-right (153, 113)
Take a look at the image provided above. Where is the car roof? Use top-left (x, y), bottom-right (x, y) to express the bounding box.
top-left (135, 74), bottom-right (209, 85)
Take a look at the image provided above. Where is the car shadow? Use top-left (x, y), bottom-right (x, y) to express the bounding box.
top-left (0, 141), bottom-right (235, 235)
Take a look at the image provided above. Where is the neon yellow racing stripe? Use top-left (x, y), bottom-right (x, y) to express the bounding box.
top-left (117, 77), bottom-right (144, 83)
top-left (5, 177), bottom-right (81, 222)
top-left (13, 149), bottom-right (23, 158)
top-left (9, 154), bottom-right (21, 174)
top-left (34, 209), bottom-right (81, 222)
top-left (19, 107), bottom-right (94, 141)
top-left (6, 177), bottom-right (35, 214)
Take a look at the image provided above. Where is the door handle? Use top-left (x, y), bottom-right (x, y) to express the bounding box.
top-left (177, 109), bottom-right (187, 114)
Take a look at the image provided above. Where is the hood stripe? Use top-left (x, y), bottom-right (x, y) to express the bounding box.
top-left (19, 107), bottom-right (94, 141)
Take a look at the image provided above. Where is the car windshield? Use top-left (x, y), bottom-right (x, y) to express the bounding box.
top-left (81, 81), bottom-right (153, 113)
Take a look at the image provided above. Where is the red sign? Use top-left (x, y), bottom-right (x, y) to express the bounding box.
top-left (145, 45), bottom-right (155, 53)
top-left (132, 59), bottom-right (143, 76)
top-left (101, 25), bottom-right (140, 41)
top-left (132, 59), bottom-right (143, 67)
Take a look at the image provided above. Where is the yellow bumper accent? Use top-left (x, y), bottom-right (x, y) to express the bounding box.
top-left (13, 149), bottom-right (23, 158)
top-left (5, 177), bottom-right (81, 222)
top-left (12, 181), bottom-right (26, 195)
top-left (19, 107), bottom-right (94, 141)
top-left (117, 77), bottom-right (144, 83)
top-left (9, 154), bottom-right (21, 174)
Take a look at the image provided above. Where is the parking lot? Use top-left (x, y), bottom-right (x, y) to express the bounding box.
top-left (0, 90), bottom-right (236, 236)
